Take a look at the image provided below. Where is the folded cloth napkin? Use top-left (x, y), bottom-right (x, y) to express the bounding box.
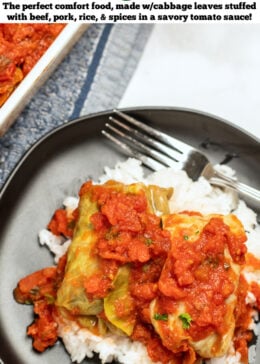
top-left (0, 24), bottom-right (152, 188)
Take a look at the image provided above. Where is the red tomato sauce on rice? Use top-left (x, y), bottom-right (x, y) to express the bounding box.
top-left (13, 181), bottom-right (258, 363)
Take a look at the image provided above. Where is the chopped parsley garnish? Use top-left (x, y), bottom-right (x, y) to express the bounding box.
top-left (179, 313), bottom-right (192, 329)
top-left (87, 222), bottom-right (94, 230)
top-left (105, 230), bottom-right (118, 240)
top-left (142, 264), bottom-right (150, 272)
top-left (29, 287), bottom-right (39, 295)
top-left (44, 293), bottom-right (55, 304)
top-left (183, 235), bottom-right (189, 240)
top-left (154, 313), bottom-right (168, 321)
top-left (145, 238), bottom-right (153, 246)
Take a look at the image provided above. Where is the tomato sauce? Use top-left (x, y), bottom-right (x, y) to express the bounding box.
top-left (233, 275), bottom-right (254, 362)
top-left (0, 23), bottom-right (65, 106)
top-left (158, 217), bottom-right (244, 342)
top-left (86, 186), bottom-right (171, 302)
top-left (84, 186), bottom-right (248, 361)
top-left (27, 300), bottom-right (58, 352)
top-left (13, 181), bottom-right (259, 363)
top-left (246, 252), bottom-right (260, 270)
top-left (14, 254), bottom-right (67, 351)
top-left (48, 207), bottom-right (78, 238)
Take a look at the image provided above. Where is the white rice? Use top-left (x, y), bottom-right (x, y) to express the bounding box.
top-left (39, 158), bottom-right (260, 364)
top-left (56, 316), bottom-right (157, 364)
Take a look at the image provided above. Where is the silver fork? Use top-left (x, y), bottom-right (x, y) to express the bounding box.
top-left (102, 110), bottom-right (260, 208)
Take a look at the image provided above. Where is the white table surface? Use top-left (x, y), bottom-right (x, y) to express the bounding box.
top-left (119, 24), bottom-right (260, 140)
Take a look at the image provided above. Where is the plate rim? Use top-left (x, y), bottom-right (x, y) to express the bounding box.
top-left (0, 105), bottom-right (259, 363)
top-left (1, 106), bottom-right (259, 200)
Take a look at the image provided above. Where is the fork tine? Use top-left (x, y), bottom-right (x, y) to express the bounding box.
top-left (102, 130), bottom-right (166, 171)
top-left (103, 111), bottom-right (260, 207)
top-left (105, 122), bottom-right (182, 170)
top-left (113, 109), bottom-right (193, 155)
top-left (109, 116), bottom-right (187, 163)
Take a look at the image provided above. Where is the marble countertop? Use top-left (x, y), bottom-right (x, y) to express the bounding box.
top-left (120, 24), bottom-right (260, 140)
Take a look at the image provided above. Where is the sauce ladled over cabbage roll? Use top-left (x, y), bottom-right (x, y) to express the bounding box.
top-left (150, 212), bottom-right (247, 359)
top-left (14, 178), bottom-right (252, 363)
top-left (56, 180), bottom-right (173, 335)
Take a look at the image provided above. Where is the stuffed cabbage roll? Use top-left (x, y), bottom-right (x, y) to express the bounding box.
top-left (150, 212), bottom-right (247, 358)
top-left (56, 180), bottom-right (172, 334)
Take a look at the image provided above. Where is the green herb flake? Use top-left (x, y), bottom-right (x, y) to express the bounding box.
top-left (29, 287), bottom-right (39, 295)
top-left (105, 230), bottom-right (119, 240)
top-left (183, 235), bottom-right (189, 240)
top-left (142, 264), bottom-right (150, 273)
top-left (145, 238), bottom-right (153, 246)
top-left (154, 313), bottom-right (168, 321)
top-left (105, 231), bottom-right (114, 240)
top-left (195, 230), bottom-right (200, 235)
top-left (179, 313), bottom-right (192, 329)
top-left (87, 222), bottom-right (94, 230)
top-left (44, 293), bottom-right (55, 304)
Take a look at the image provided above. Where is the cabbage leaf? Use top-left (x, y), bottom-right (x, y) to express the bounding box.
top-left (56, 187), bottom-right (103, 316)
top-left (104, 265), bottom-right (135, 336)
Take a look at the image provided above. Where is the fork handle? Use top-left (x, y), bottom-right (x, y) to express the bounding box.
top-left (214, 169), bottom-right (260, 198)
top-left (202, 163), bottom-right (260, 204)
top-left (210, 174), bottom-right (260, 212)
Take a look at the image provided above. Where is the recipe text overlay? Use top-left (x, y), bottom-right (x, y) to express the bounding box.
top-left (0, 0), bottom-right (259, 23)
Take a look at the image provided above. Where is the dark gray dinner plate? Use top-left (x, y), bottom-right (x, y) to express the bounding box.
top-left (0, 107), bottom-right (259, 364)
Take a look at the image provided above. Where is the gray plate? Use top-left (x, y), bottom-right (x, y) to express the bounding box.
top-left (0, 107), bottom-right (259, 364)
